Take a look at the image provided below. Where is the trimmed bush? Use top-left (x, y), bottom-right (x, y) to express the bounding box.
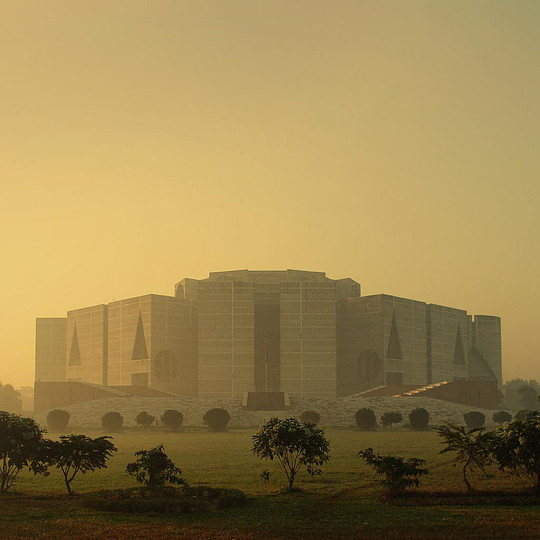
top-left (161, 410), bottom-right (184, 431)
top-left (355, 408), bottom-right (377, 430)
top-left (102, 411), bottom-right (123, 433)
top-left (463, 411), bottom-right (486, 429)
top-left (47, 409), bottom-right (70, 432)
top-left (492, 410), bottom-right (513, 425)
top-left (203, 408), bottom-right (230, 431)
top-left (135, 411), bottom-right (155, 431)
top-left (300, 410), bottom-right (321, 425)
top-left (409, 408), bottom-right (429, 430)
top-left (381, 411), bottom-right (403, 430)
top-left (515, 409), bottom-right (532, 421)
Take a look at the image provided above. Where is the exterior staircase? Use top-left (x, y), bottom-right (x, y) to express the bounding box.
top-left (393, 381), bottom-right (450, 397)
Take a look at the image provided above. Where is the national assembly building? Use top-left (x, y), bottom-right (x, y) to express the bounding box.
top-left (35, 269), bottom-right (502, 409)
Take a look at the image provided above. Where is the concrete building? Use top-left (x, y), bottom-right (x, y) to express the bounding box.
top-left (35, 269), bottom-right (501, 402)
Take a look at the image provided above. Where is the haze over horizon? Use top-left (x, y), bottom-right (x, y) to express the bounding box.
top-left (1, 1), bottom-right (539, 387)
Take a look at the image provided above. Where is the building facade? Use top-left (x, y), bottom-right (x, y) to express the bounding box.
top-left (35, 269), bottom-right (501, 398)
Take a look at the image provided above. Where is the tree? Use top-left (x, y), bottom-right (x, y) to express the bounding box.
top-left (409, 408), bottom-right (430, 430)
top-left (463, 411), bottom-right (486, 429)
top-left (126, 445), bottom-right (186, 488)
top-left (491, 411), bottom-right (540, 490)
top-left (300, 410), bottom-right (321, 426)
top-left (381, 411), bottom-right (403, 430)
top-left (0, 412), bottom-right (47, 493)
top-left (203, 408), bottom-right (230, 431)
top-left (492, 410), bottom-right (513, 425)
top-left (0, 383), bottom-right (22, 413)
top-left (47, 409), bottom-right (70, 432)
top-left (435, 423), bottom-right (494, 492)
top-left (135, 411), bottom-right (155, 431)
top-left (42, 435), bottom-right (117, 495)
top-left (355, 408), bottom-right (377, 430)
top-left (518, 385), bottom-right (539, 410)
top-left (161, 410), bottom-right (184, 431)
top-left (359, 447), bottom-right (428, 495)
top-left (515, 409), bottom-right (533, 421)
top-left (252, 417), bottom-right (330, 490)
top-left (101, 411), bottom-right (123, 432)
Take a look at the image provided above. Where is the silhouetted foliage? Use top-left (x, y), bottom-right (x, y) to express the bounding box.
top-left (42, 434), bottom-right (117, 495)
top-left (491, 411), bottom-right (540, 490)
top-left (503, 379), bottom-right (539, 410)
top-left (0, 383), bottom-right (22, 413)
top-left (355, 408), bottom-right (377, 430)
top-left (161, 410), bottom-right (184, 431)
top-left (359, 447), bottom-right (428, 495)
top-left (381, 411), bottom-right (403, 430)
top-left (135, 411), bottom-right (155, 431)
top-left (518, 385), bottom-right (539, 410)
top-left (126, 445), bottom-right (186, 488)
top-left (252, 417), bottom-right (330, 490)
top-left (492, 410), bottom-right (513, 425)
top-left (463, 411), bottom-right (486, 429)
top-left (435, 423), bottom-right (494, 492)
top-left (409, 408), bottom-right (430, 430)
top-left (300, 410), bottom-right (321, 425)
top-left (47, 409), bottom-right (70, 432)
top-left (101, 411), bottom-right (123, 432)
top-left (203, 408), bottom-right (230, 431)
top-left (0, 412), bottom-right (47, 493)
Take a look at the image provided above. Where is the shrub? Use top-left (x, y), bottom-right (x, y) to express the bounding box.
top-left (252, 417), bottom-right (330, 490)
top-left (359, 447), bottom-right (428, 495)
top-left (515, 409), bottom-right (533, 421)
top-left (300, 410), bottom-right (321, 425)
top-left (355, 408), bottom-right (377, 430)
top-left (47, 409), bottom-right (70, 432)
top-left (435, 423), bottom-right (494, 492)
top-left (493, 410), bottom-right (513, 425)
top-left (491, 410), bottom-right (540, 490)
top-left (0, 412), bottom-right (47, 493)
top-left (161, 410), bottom-right (184, 431)
top-left (409, 408), bottom-right (429, 430)
top-left (381, 411), bottom-right (403, 430)
top-left (463, 411), bottom-right (486, 429)
top-left (203, 408), bottom-right (230, 431)
top-left (135, 411), bottom-right (155, 431)
top-left (126, 445), bottom-right (186, 488)
top-left (102, 411), bottom-right (123, 433)
top-left (42, 435), bottom-right (117, 495)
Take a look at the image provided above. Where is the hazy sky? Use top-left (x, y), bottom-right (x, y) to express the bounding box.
top-left (1, 1), bottom-right (539, 387)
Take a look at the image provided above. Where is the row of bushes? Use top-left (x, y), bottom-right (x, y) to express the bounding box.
top-left (47, 408), bottom-right (232, 433)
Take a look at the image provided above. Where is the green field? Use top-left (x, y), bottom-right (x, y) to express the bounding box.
top-left (2, 428), bottom-right (539, 539)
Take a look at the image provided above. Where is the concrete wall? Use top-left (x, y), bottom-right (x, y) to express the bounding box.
top-left (35, 318), bottom-right (67, 382)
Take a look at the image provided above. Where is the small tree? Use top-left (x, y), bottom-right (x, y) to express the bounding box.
top-left (491, 411), bottom-right (540, 490)
top-left (381, 411), bottom-right (403, 430)
top-left (300, 410), bottom-right (321, 426)
top-left (135, 411), bottom-right (155, 431)
top-left (126, 445), bottom-right (186, 488)
top-left (359, 448), bottom-right (428, 495)
top-left (161, 410), bottom-right (184, 431)
top-left (43, 435), bottom-right (117, 495)
top-left (0, 412), bottom-right (46, 493)
top-left (355, 408), bottom-right (377, 430)
top-left (102, 411), bottom-right (123, 432)
top-left (463, 411), bottom-right (486, 429)
top-left (203, 408), bottom-right (230, 431)
top-left (409, 408), bottom-right (429, 430)
top-left (515, 409), bottom-right (533, 421)
top-left (435, 423), bottom-right (494, 492)
top-left (252, 417), bottom-right (330, 490)
top-left (492, 410), bottom-right (513, 425)
top-left (47, 409), bottom-right (70, 432)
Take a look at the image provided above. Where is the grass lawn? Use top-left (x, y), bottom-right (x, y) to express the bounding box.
top-left (2, 428), bottom-right (539, 538)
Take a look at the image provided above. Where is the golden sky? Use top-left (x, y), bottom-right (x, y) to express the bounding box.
top-left (1, 1), bottom-right (539, 387)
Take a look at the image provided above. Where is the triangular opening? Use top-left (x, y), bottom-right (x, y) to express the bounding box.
top-left (386, 311), bottom-right (403, 359)
top-left (69, 324), bottom-right (81, 366)
top-left (453, 325), bottom-right (466, 365)
top-left (132, 312), bottom-right (148, 360)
